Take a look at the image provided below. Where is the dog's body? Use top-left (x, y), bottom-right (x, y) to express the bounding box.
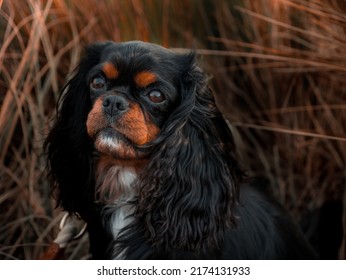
top-left (45, 41), bottom-right (315, 259)
top-left (89, 180), bottom-right (315, 259)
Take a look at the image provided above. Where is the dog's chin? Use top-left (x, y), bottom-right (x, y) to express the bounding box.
top-left (93, 128), bottom-right (146, 160)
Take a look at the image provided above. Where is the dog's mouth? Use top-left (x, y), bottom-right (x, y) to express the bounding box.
top-left (93, 127), bottom-right (146, 159)
top-left (97, 127), bottom-right (132, 146)
top-left (86, 97), bottom-right (160, 159)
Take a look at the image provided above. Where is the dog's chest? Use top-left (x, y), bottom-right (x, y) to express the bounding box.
top-left (96, 165), bottom-right (138, 239)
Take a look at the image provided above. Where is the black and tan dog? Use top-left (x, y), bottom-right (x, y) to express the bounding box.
top-left (45, 41), bottom-right (316, 259)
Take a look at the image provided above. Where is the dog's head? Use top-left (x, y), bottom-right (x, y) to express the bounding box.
top-left (45, 41), bottom-right (243, 254)
top-left (84, 42), bottom-right (188, 160)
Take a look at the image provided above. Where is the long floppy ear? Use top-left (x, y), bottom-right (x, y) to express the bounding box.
top-left (136, 53), bottom-right (243, 256)
top-left (44, 43), bottom-right (109, 216)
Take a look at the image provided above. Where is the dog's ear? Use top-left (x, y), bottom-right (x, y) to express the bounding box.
top-left (44, 43), bottom-right (109, 216)
top-left (136, 52), bottom-right (243, 255)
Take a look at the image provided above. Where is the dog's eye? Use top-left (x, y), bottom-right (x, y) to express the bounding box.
top-left (148, 91), bottom-right (165, 103)
top-left (90, 76), bottom-right (106, 90)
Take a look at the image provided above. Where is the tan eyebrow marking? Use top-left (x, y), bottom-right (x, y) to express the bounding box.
top-left (102, 62), bottom-right (119, 79)
top-left (134, 71), bottom-right (157, 88)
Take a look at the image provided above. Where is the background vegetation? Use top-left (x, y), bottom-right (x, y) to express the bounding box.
top-left (0, 0), bottom-right (345, 259)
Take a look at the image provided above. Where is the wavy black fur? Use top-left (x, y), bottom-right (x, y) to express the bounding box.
top-left (45, 41), bottom-right (316, 259)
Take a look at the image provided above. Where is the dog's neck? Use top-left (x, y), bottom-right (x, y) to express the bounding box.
top-left (95, 155), bottom-right (147, 204)
top-left (95, 155), bottom-right (147, 258)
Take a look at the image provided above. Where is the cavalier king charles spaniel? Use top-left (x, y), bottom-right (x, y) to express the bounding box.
top-left (45, 41), bottom-right (315, 259)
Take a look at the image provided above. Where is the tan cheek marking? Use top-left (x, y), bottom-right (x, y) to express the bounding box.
top-left (86, 99), bottom-right (106, 137)
top-left (102, 62), bottom-right (119, 79)
top-left (146, 122), bottom-right (160, 142)
top-left (134, 71), bottom-right (157, 88)
top-left (121, 103), bottom-right (148, 145)
top-left (120, 103), bottom-right (160, 145)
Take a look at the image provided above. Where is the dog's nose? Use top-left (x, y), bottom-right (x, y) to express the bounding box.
top-left (102, 95), bottom-right (129, 117)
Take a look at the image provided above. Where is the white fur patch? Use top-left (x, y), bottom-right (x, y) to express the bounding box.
top-left (96, 165), bottom-right (138, 259)
top-left (95, 133), bottom-right (137, 159)
top-left (117, 168), bottom-right (137, 188)
top-left (108, 168), bottom-right (137, 238)
top-left (100, 136), bottom-right (121, 150)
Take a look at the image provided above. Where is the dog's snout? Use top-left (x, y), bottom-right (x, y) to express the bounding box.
top-left (102, 95), bottom-right (129, 116)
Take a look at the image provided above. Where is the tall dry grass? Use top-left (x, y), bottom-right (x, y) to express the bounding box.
top-left (0, 0), bottom-right (345, 259)
top-left (208, 0), bottom-right (346, 207)
top-left (209, 0), bottom-right (346, 258)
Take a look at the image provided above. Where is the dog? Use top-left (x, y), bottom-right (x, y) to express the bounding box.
top-left (45, 41), bottom-right (316, 259)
